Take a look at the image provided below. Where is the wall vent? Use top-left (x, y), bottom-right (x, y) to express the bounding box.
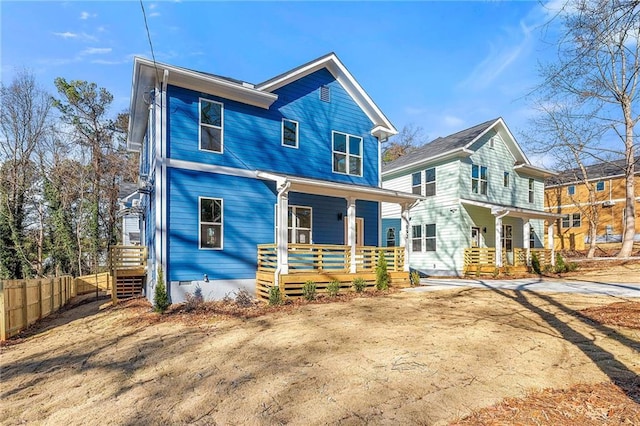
top-left (320, 85), bottom-right (330, 102)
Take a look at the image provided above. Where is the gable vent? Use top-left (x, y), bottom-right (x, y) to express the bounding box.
top-left (320, 85), bottom-right (330, 102)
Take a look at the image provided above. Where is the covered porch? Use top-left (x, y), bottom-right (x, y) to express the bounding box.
top-left (255, 172), bottom-right (422, 301)
top-left (461, 199), bottom-right (562, 275)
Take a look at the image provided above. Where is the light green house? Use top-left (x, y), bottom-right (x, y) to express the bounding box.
top-left (381, 118), bottom-right (561, 276)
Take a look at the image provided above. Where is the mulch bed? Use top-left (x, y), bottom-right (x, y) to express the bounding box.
top-left (580, 301), bottom-right (640, 330)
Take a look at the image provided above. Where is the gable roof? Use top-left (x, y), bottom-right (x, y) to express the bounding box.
top-left (382, 117), bottom-right (555, 178)
top-left (128, 53), bottom-right (397, 151)
top-left (546, 156), bottom-right (640, 186)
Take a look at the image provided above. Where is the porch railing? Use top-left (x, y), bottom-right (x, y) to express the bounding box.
top-left (464, 247), bottom-right (552, 269)
top-left (257, 244), bottom-right (405, 273)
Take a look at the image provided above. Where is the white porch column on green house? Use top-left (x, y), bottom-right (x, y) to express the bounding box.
top-left (523, 218), bottom-right (531, 266)
top-left (548, 222), bottom-right (556, 266)
top-left (401, 203), bottom-right (411, 272)
top-left (495, 215), bottom-right (503, 267)
top-left (276, 183), bottom-right (290, 280)
top-left (347, 197), bottom-right (357, 273)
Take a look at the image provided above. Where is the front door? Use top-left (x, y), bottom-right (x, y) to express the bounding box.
top-left (502, 224), bottom-right (513, 265)
top-left (471, 227), bottom-right (480, 248)
top-left (344, 217), bottom-right (364, 246)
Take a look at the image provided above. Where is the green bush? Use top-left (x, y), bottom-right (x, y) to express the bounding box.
top-left (268, 285), bottom-right (282, 306)
top-left (531, 252), bottom-right (541, 275)
top-left (410, 270), bottom-right (421, 287)
top-left (302, 280), bottom-right (317, 301)
top-left (154, 266), bottom-right (170, 313)
top-left (327, 280), bottom-right (340, 297)
top-left (554, 253), bottom-right (567, 273)
top-left (375, 253), bottom-right (389, 291)
top-left (352, 277), bottom-right (366, 293)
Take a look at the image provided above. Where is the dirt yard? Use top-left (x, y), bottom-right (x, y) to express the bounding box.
top-left (1, 264), bottom-right (639, 425)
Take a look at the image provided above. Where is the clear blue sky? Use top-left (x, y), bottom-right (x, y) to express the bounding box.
top-left (1, 1), bottom-right (561, 157)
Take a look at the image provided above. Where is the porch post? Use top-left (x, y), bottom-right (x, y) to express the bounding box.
top-left (523, 218), bottom-right (530, 266)
top-left (347, 197), bottom-right (357, 273)
top-left (400, 203), bottom-right (410, 272)
top-left (548, 221), bottom-right (556, 266)
top-left (495, 215), bottom-right (503, 267)
top-left (276, 184), bottom-right (290, 278)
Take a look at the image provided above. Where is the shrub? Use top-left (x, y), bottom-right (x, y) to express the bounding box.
top-left (154, 266), bottom-right (170, 313)
top-left (327, 280), bottom-right (340, 297)
top-left (268, 285), bottom-right (282, 306)
top-left (410, 270), bottom-right (421, 287)
top-left (184, 286), bottom-right (204, 311)
top-left (352, 277), bottom-right (366, 293)
top-left (302, 280), bottom-right (317, 301)
top-left (531, 252), bottom-right (541, 275)
top-left (235, 289), bottom-right (254, 307)
top-left (375, 253), bottom-right (389, 291)
top-left (554, 253), bottom-right (568, 273)
top-left (566, 261), bottom-right (578, 272)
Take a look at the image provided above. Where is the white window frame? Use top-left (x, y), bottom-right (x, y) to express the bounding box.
top-left (567, 185), bottom-right (576, 196)
top-left (386, 227), bottom-right (396, 247)
top-left (425, 223), bottom-right (436, 251)
top-left (562, 212), bottom-right (581, 228)
top-left (282, 118), bottom-right (299, 149)
top-left (199, 196), bottom-right (223, 250)
top-left (504, 172), bottom-right (510, 188)
top-left (425, 167), bottom-right (436, 197)
top-left (596, 181), bottom-right (605, 192)
top-left (288, 205), bottom-right (312, 244)
top-left (332, 131), bottom-right (363, 177)
top-left (472, 164), bottom-right (488, 195)
top-left (528, 178), bottom-right (535, 203)
top-left (199, 98), bottom-right (224, 154)
top-left (411, 225), bottom-right (422, 252)
top-left (412, 171), bottom-right (422, 195)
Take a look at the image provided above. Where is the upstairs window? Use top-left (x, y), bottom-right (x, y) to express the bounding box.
top-left (282, 119), bottom-right (298, 148)
top-left (528, 178), bottom-right (535, 203)
top-left (596, 181), bottom-right (605, 192)
top-left (471, 164), bottom-right (488, 195)
top-left (562, 212), bottom-right (581, 228)
top-left (200, 197), bottom-right (223, 249)
top-left (332, 131), bottom-right (363, 176)
top-left (200, 99), bottom-right (223, 153)
top-left (425, 167), bottom-right (436, 197)
top-left (503, 172), bottom-right (510, 188)
top-left (567, 185), bottom-right (576, 196)
top-left (412, 172), bottom-right (422, 195)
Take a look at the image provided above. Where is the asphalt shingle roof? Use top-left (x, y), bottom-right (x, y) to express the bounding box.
top-left (382, 118), bottom-right (499, 173)
top-left (546, 157), bottom-right (640, 185)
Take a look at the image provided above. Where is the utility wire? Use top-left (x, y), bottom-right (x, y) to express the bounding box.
top-left (139, 0), bottom-right (160, 83)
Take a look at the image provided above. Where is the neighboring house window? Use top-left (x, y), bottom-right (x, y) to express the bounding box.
top-left (562, 213), bottom-right (581, 228)
top-left (200, 197), bottom-right (223, 249)
top-left (472, 164), bottom-right (488, 195)
top-left (503, 172), bottom-right (510, 188)
top-left (412, 225), bottom-right (422, 252)
top-left (386, 228), bottom-right (396, 247)
top-left (529, 227), bottom-right (535, 248)
top-left (282, 119), bottom-right (298, 148)
top-left (320, 85), bottom-right (330, 102)
top-left (288, 205), bottom-right (312, 244)
top-left (425, 167), bottom-right (436, 196)
top-left (412, 172), bottom-right (422, 195)
top-left (200, 99), bottom-right (223, 153)
top-left (332, 131), bottom-right (363, 176)
top-left (596, 181), bottom-right (605, 192)
top-left (528, 179), bottom-right (535, 203)
top-left (567, 185), bottom-right (575, 196)
top-left (425, 224), bottom-right (436, 251)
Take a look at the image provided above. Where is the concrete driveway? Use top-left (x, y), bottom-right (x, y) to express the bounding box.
top-left (408, 277), bottom-right (640, 298)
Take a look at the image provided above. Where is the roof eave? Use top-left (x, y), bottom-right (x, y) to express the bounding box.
top-left (382, 148), bottom-right (473, 178)
top-left (514, 163), bottom-right (558, 178)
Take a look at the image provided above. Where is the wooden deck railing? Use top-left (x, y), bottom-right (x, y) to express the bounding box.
top-left (464, 247), bottom-right (552, 269)
top-left (257, 244), bottom-right (405, 273)
top-left (109, 246), bottom-right (147, 301)
top-left (109, 245), bottom-right (147, 271)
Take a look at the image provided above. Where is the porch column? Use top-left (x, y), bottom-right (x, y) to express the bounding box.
top-left (523, 218), bottom-right (531, 266)
top-left (548, 221), bottom-right (556, 266)
top-left (495, 215), bottom-right (503, 267)
top-left (347, 197), bottom-right (357, 273)
top-left (276, 183), bottom-right (290, 279)
top-left (400, 203), bottom-right (410, 272)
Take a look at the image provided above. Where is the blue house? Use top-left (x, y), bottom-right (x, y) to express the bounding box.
top-left (127, 53), bottom-right (421, 302)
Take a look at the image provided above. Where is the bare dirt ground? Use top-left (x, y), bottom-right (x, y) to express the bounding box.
top-left (1, 263), bottom-right (639, 425)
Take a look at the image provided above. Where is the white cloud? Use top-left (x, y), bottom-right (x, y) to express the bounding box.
top-left (91, 59), bottom-right (128, 65)
top-left (443, 115), bottom-right (465, 128)
top-left (150, 12), bottom-right (161, 17)
top-left (79, 11), bottom-right (96, 20)
top-left (53, 31), bottom-right (78, 39)
top-left (81, 47), bottom-right (112, 55)
top-left (149, 3), bottom-right (158, 9)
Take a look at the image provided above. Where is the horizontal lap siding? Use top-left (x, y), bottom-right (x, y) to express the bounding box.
top-left (167, 68), bottom-right (378, 186)
top-left (382, 218), bottom-right (401, 247)
top-left (167, 168), bottom-right (276, 281)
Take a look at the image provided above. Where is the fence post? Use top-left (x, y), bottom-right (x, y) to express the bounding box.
top-left (38, 279), bottom-right (43, 320)
top-left (0, 281), bottom-right (6, 341)
top-left (21, 280), bottom-right (28, 330)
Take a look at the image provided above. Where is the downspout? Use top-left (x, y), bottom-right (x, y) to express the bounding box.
top-left (274, 180), bottom-right (291, 288)
top-left (160, 69), bottom-right (169, 296)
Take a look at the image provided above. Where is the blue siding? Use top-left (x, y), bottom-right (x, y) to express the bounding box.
top-left (356, 200), bottom-right (379, 246)
top-left (382, 219), bottom-right (401, 247)
top-left (166, 168), bottom-right (277, 281)
top-left (167, 68), bottom-right (379, 186)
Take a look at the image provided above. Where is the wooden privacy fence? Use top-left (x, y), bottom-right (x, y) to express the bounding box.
top-left (75, 272), bottom-right (112, 295)
top-left (0, 276), bottom-right (74, 341)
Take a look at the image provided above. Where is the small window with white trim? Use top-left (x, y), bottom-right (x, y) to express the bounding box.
top-left (412, 172), bottom-right (422, 195)
top-left (282, 119), bottom-right (298, 148)
top-left (528, 178), bottom-right (535, 203)
top-left (596, 181), bottom-right (605, 192)
top-left (425, 224), bottom-right (436, 251)
top-left (332, 131), bottom-right (363, 176)
top-left (425, 167), bottom-right (436, 196)
top-left (199, 197), bottom-right (223, 249)
top-left (200, 99), bottom-right (223, 153)
top-left (567, 185), bottom-right (575, 196)
top-left (412, 225), bottom-right (422, 252)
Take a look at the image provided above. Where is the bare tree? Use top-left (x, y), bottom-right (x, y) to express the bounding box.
top-left (536, 0), bottom-right (640, 257)
top-left (382, 123), bottom-right (428, 163)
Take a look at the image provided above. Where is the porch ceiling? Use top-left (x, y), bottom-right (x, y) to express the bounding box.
top-left (461, 198), bottom-right (563, 220)
top-left (257, 172), bottom-right (424, 204)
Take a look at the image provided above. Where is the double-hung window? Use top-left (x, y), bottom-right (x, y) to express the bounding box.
top-left (200, 99), bottom-right (223, 153)
top-left (412, 224), bottom-right (436, 252)
top-left (425, 168), bottom-right (436, 196)
top-left (503, 172), bottom-right (510, 188)
top-left (472, 164), bottom-right (488, 195)
top-left (412, 172), bottom-right (422, 195)
top-left (288, 206), bottom-right (312, 244)
top-left (199, 197), bottom-right (223, 249)
top-left (282, 119), bottom-right (298, 148)
top-left (528, 179), bottom-right (535, 203)
top-left (332, 131), bottom-right (362, 176)
top-left (596, 181), bottom-right (605, 192)
top-left (412, 225), bottom-right (422, 252)
top-left (562, 213), bottom-right (581, 228)
top-left (425, 224), bottom-right (436, 251)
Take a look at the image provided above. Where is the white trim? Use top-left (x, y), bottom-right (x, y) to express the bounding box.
top-left (461, 198), bottom-right (563, 220)
top-left (382, 148), bottom-right (473, 177)
top-left (198, 196), bottom-right (224, 250)
top-left (161, 69), bottom-right (168, 281)
top-left (199, 98), bottom-right (224, 154)
top-left (288, 205), bottom-right (313, 244)
top-left (528, 178), bottom-right (535, 204)
top-left (167, 158), bottom-right (257, 179)
top-left (332, 130), bottom-right (363, 177)
top-left (544, 196), bottom-right (640, 210)
top-left (281, 118), bottom-right (299, 149)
